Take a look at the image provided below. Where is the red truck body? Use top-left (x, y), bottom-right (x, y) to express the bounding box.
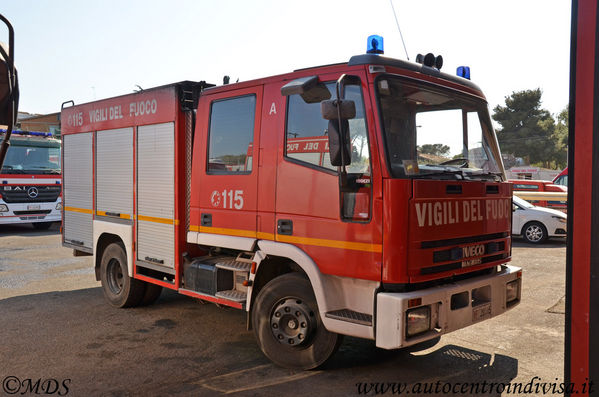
top-left (553, 167), bottom-right (568, 187)
top-left (61, 52), bottom-right (521, 369)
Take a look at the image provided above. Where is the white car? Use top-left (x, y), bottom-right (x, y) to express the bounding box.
top-left (512, 195), bottom-right (567, 243)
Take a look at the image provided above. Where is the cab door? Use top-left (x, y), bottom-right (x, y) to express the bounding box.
top-left (196, 86), bottom-right (263, 244)
top-left (275, 71), bottom-right (382, 281)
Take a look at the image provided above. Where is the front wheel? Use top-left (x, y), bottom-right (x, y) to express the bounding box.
top-left (522, 221), bottom-right (548, 244)
top-left (100, 242), bottom-right (145, 307)
top-left (252, 273), bottom-right (341, 370)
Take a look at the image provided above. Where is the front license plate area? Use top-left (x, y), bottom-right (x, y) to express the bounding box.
top-left (28, 204), bottom-right (41, 210)
top-left (472, 302), bottom-right (491, 322)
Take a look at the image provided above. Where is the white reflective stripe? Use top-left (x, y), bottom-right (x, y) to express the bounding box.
top-left (0, 178), bottom-right (60, 184)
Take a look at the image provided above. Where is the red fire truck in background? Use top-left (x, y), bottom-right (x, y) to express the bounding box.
top-left (0, 129), bottom-right (61, 229)
top-left (553, 167), bottom-right (568, 187)
top-left (61, 38), bottom-right (521, 369)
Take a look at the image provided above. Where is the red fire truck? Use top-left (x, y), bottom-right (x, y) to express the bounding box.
top-left (61, 39), bottom-right (521, 369)
top-left (0, 129), bottom-right (61, 229)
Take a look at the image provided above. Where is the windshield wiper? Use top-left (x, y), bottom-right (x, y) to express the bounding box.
top-left (1, 166), bottom-right (26, 174)
top-left (464, 171), bottom-right (503, 181)
top-left (413, 169), bottom-right (464, 180)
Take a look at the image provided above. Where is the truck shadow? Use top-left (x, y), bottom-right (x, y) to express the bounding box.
top-left (325, 339), bottom-right (518, 396)
top-left (0, 222), bottom-right (60, 236)
top-left (1, 288), bottom-right (518, 396)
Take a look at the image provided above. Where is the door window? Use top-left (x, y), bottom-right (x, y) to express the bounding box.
top-left (207, 95), bottom-right (256, 173)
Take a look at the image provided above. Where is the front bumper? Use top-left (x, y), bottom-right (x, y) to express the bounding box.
top-left (375, 264), bottom-right (521, 349)
top-left (0, 198), bottom-right (62, 225)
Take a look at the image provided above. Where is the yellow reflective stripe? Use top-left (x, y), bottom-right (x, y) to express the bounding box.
top-left (64, 206), bottom-right (93, 215)
top-left (276, 234), bottom-right (383, 253)
top-left (188, 225), bottom-right (381, 253)
top-left (96, 210), bottom-right (131, 220)
top-left (257, 231), bottom-right (275, 240)
top-left (137, 214), bottom-right (179, 225)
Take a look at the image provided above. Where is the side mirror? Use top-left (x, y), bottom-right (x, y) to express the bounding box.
top-left (320, 99), bottom-right (356, 121)
top-left (0, 14), bottom-right (18, 170)
top-left (0, 47), bottom-right (18, 126)
top-left (281, 75), bottom-right (331, 104)
top-left (327, 119), bottom-right (351, 167)
top-left (321, 99), bottom-right (355, 167)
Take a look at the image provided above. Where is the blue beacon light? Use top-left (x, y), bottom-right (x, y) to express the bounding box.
top-left (457, 66), bottom-right (471, 80)
top-left (367, 35), bottom-right (384, 54)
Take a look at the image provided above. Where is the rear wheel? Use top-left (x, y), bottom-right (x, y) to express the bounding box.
top-left (100, 242), bottom-right (145, 307)
top-left (252, 272), bottom-right (341, 370)
top-left (522, 221), bottom-right (548, 244)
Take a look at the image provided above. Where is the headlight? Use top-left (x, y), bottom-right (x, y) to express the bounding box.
top-left (506, 279), bottom-right (520, 303)
top-left (0, 204), bottom-right (8, 212)
top-left (406, 306), bottom-right (431, 337)
top-left (551, 215), bottom-right (567, 223)
top-left (56, 202), bottom-right (62, 210)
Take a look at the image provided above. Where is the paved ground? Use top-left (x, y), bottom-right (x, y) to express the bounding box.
top-left (0, 223), bottom-right (567, 396)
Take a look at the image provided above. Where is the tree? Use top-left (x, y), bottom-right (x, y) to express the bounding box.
top-left (492, 89), bottom-right (563, 168)
top-left (552, 107), bottom-right (568, 168)
top-left (418, 143), bottom-right (450, 157)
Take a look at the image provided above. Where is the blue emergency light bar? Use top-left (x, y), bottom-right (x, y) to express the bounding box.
top-left (457, 66), bottom-right (471, 80)
top-left (0, 129), bottom-right (53, 137)
top-left (367, 35), bottom-right (384, 54)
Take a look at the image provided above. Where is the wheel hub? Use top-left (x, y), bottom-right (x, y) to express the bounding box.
top-left (106, 258), bottom-right (124, 295)
top-left (270, 298), bottom-right (313, 346)
top-left (526, 225), bottom-right (543, 242)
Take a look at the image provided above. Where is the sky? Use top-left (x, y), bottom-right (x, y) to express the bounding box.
top-left (2, 0), bottom-right (571, 123)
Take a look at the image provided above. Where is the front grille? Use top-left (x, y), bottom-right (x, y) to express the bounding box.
top-left (421, 253), bottom-right (507, 275)
top-left (433, 241), bottom-right (506, 263)
top-left (13, 210), bottom-right (52, 215)
top-left (421, 232), bottom-right (508, 249)
top-left (1, 186), bottom-right (61, 203)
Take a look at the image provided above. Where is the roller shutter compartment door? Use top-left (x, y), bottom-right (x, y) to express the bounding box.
top-left (63, 132), bottom-right (93, 249)
top-left (136, 122), bottom-right (175, 269)
top-left (96, 128), bottom-right (134, 220)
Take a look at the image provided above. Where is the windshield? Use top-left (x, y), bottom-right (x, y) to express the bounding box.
top-left (376, 76), bottom-right (504, 180)
top-left (0, 138), bottom-right (61, 174)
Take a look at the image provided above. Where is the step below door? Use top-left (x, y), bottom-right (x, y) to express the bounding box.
top-left (136, 122), bottom-right (175, 269)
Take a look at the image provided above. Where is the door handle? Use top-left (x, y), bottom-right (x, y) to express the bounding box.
top-left (277, 219), bottom-right (293, 236)
top-left (201, 213), bottom-right (212, 227)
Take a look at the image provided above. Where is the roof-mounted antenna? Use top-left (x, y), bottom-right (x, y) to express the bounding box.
top-left (389, 0), bottom-right (410, 61)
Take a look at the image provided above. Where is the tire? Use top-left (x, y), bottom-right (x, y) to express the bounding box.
top-left (252, 273), bottom-right (341, 370)
top-left (522, 221), bottom-right (548, 244)
top-left (140, 283), bottom-right (162, 306)
top-left (32, 222), bottom-right (53, 230)
top-left (100, 242), bottom-right (145, 308)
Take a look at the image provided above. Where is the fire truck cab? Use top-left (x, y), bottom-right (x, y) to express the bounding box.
top-left (62, 40), bottom-right (521, 369)
top-left (0, 130), bottom-right (61, 229)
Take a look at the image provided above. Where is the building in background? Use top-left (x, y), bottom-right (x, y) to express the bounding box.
top-left (17, 111), bottom-right (60, 137)
top-left (506, 166), bottom-right (561, 181)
